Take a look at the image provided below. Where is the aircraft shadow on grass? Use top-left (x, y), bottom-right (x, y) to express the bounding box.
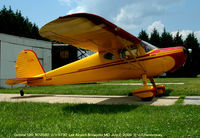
top-left (61, 96), bottom-right (160, 114)
top-left (62, 104), bottom-right (140, 114)
top-left (9, 90), bottom-right (175, 115)
top-left (164, 89), bottom-right (173, 96)
top-left (11, 94), bottom-right (143, 114)
top-left (61, 94), bottom-right (180, 114)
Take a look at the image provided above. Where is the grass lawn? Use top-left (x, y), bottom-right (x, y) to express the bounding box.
top-left (0, 102), bottom-right (200, 137)
top-left (0, 78), bottom-right (200, 96)
top-left (0, 78), bottom-right (199, 137)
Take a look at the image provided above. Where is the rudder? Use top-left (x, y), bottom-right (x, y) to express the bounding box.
top-left (16, 50), bottom-right (45, 78)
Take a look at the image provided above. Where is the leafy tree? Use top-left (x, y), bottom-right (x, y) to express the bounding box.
top-left (0, 6), bottom-right (44, 40)
top-left (149, 28), bottom-right (161, 47)
top-left (160, 28), bottom-right (173, 48)
top-left (138, 30), bottom-right (149, 42)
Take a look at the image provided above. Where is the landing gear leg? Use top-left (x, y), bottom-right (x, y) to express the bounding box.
top-left (141, 74), bottom-right (154, 101)
top-left (131, 74), bottom-right (156, 101)
top-left (149, 77), bottom-right (158, 95)
top-left (142, 74), bottom-right (148, 88)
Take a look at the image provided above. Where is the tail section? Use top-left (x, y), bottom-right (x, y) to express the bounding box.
top-left (16, 50), bottom-right (45, 78)
top-left (5, 50), bottom-right (44, 85)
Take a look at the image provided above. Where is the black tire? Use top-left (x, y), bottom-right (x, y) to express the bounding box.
top-left (20, 90), bottom-right (24, 96)
top-left (156, 94), bottom-right (163, 97)
top-left (141, 97), bottom-right (153, 101)
top-left (128, 93), bottom-right (133, 96)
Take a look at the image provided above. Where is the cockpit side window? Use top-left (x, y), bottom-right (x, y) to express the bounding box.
top-left (104, 52), bottom-right (114, 60)
top-left (119, 45), bottom-right (140, 59)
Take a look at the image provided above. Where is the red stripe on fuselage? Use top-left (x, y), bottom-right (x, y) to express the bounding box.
top-left (149, 46), bottom-right (184, 54)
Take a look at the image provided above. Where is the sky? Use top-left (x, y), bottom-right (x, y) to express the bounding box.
top-left (1, 0), bottom-right (200, 41)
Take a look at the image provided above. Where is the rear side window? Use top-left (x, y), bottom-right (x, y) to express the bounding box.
top-left (104, 52), bottom-right (114, 60)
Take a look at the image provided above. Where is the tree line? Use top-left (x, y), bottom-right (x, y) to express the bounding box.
top-left (138, 29), bottom-right (200, 77)
top-left (1, 6), bottom-right (200, 77)
top-left (0, 6), bottom-right (44, 40)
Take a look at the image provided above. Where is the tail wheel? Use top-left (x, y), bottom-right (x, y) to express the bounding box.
top-left (20, 89), bottom-right (24, 96)
top-left (128, 93), bottom-right (133, 96)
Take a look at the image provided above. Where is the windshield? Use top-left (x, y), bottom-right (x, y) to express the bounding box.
top-left (141, 41), bottom-right (157, 52)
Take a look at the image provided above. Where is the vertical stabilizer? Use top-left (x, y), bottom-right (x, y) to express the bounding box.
top-left (16, 50), bottom-right (45, 78)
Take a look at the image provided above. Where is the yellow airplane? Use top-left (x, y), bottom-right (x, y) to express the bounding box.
top-left (6, 13), bottom-right (186, 100)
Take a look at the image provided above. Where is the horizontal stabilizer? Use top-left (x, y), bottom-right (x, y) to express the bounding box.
top-left (5, 77), bottom-right (43, 85)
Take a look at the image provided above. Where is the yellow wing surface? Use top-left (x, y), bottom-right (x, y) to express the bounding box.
top-left (39, 13), bottom-right (141, 52)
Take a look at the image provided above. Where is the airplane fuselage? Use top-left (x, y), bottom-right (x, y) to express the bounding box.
top-left (29, 46), bottom-right (186, 86)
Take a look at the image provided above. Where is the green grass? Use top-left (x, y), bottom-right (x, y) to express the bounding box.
top-left (174, 95), bottom-right (186, 105)
top-left (1, 78), bottom-right (200, 96)
top-left (1, 78), bottom-right (200, 137)
top-left (0, 102), bottom-right (199, 137)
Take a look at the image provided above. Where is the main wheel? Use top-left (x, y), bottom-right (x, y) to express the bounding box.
top-left (20, 89), bottom-right (24, 96)
top-left (155, 85), bottom-right (165, 97)
top-left (128, 93), bottom-right (133, 96)
top-left (141, 97), bottom-right (153, 101)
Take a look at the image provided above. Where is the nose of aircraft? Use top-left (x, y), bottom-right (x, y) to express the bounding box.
top-left (149, 46), bottom-right (187, 72)
top-left (168, 46), bottom-right (187, 72)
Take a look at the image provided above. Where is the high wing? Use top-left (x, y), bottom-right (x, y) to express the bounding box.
top-left (39, 13), bottom-right (141, 52)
